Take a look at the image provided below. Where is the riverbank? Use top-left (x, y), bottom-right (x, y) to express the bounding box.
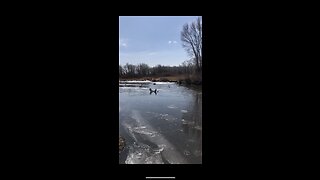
top-left (120, 74), bottom-right (202, 86)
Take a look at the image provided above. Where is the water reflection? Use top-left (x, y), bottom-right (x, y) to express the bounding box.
top-left (181, 92), bottom-right (202, 160)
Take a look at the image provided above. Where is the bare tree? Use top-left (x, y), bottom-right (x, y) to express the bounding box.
top-left (136, 63), bottom-right (150, 77)
top-left (124, 63), bottom-right (136, 77)
top-left (181, 17), bottom-right (202, 72)
top-left (119, 65), bottom-right (124, 77)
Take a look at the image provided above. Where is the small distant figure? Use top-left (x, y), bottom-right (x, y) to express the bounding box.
top-left (168, 85), bottom-right (170, 88)
top-left (149, 88), bottom-right (158, 95)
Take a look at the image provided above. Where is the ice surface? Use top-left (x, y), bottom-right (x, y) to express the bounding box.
top-left (125, 143), bottom-right (164, 164)
top-left (168, 105), bottom-right (178, 109)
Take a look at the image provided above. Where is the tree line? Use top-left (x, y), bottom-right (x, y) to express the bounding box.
top-left (119, 60), bottom-right (195, 78)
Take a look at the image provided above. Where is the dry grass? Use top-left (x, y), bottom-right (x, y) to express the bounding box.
top-left (119, 73), bottom-right (202, 85)
top-left (120, 75), bottom-right (186, 82)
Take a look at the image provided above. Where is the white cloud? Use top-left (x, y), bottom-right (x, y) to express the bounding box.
top-left (119, 39), bottom-right (128, 47)
top-left (168, 40), bottom-right (178, 45)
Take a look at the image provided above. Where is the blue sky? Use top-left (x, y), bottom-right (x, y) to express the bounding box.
top-left (119, 16), bottom-right (200, 67)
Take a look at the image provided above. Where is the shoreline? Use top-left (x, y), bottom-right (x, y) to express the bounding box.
top-left (119, 75), bottom-right (202, 86)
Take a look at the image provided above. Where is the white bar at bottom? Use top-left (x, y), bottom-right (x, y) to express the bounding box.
top-left (146, 177), bottom-right (175, 179)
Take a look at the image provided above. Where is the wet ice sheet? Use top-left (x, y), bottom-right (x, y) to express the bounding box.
top-left (119, 82), bottom-right (202, 164)
top-left (125, 142), bottom-right (164, 164)
top-left (130, 126), bottom-right (158, 137)
top-left (123, 110), bottom-right (188, 164)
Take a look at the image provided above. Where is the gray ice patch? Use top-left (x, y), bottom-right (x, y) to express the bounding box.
top-left (125, 143), bottom-right (164, 164)
top-left (168, 105), bottom-right (178, 109)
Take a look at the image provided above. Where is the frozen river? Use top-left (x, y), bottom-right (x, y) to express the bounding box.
top-left (119, 81), bottom-right (202, 164)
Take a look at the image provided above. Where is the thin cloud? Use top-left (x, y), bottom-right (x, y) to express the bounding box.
top-left (168, 40), bottom-right (178, 45)
top-left (119, 39), bottom-right (128, 47)
top-left (120, 49), bottom-right (187, 67)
